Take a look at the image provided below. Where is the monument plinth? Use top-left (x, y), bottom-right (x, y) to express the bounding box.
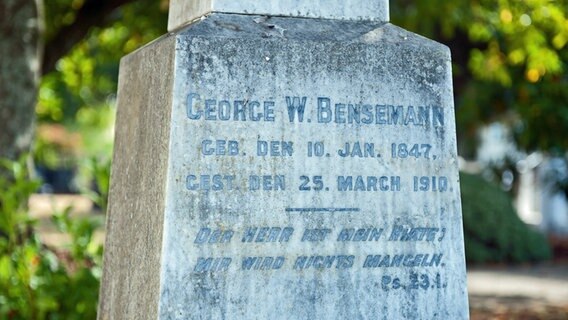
top-left (98, 1), bottom-right (469, 319)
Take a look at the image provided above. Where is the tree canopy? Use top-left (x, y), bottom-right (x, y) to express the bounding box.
top-left (392, 0), bottom-right (568, 157)
top-left (35, 0), bottom-right (167, 167)
top-left (39, 0), bottom-right (167, 123)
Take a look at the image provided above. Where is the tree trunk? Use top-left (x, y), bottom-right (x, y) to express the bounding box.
top-left (0, 0), bottom-right (42, 161)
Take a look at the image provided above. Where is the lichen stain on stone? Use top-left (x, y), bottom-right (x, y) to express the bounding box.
top-left (213, 20), bottom-right (242, 32)
top-left (361, 27), bottom-right (385, 43)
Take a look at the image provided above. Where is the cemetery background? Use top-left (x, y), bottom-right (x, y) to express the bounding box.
top-left (0, 0), bottom-right (567, 318)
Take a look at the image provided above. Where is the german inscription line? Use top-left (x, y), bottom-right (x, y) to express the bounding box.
top-left (193, 224), bottom-right (448, 290)
top-left (190, 225), bottom-right (449, 275)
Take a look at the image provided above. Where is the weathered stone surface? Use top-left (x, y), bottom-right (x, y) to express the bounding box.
top-left (97, 34), bottom-right (176, 320)
top-left (99, 13), bottom-right (469, 320)
top-left (168, 0), bottom-right (389, 31)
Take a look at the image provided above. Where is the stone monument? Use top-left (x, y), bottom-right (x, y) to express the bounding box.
top-left (98, 0), bottom-right (469, 319)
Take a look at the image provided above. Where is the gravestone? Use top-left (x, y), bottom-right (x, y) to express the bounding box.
top-left (98, 1), bottom-right (470, 319)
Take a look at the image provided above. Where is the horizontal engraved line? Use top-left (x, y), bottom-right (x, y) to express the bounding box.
top-left (285, 208), bottom-right (360, 213)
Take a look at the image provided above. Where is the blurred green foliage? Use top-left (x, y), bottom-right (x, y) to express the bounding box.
top-left (0, 157), bottom-right (103, 319)
top-left (39, 0), bottom-right (168, 124)
top-left (81, 156), bottom-right (111, 213)
top-left (392, 0), bottom-right (568, 156)
top-left (36, 0), bottom-right (167, 174)
top-left (461, 172), bottom-right (552, 263)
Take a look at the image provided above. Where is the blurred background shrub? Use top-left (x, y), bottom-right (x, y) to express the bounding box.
top-left (461, 172), bottom-right (552, 263)
top-left (0, 158), bottom-right (102, 319)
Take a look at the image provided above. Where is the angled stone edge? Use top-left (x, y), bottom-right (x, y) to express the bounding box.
top-left (97, 34), bottom-right (176, 320)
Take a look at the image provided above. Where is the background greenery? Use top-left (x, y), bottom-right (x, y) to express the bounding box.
top-left (461, 172), bottom-right (551, 263)
top-left (0, 158), bottom-right (102, 319)
top-left (392, 0), bottom-right (568, 157)
top-left (1, 0), bottom-right (567, 318)
top-left (36, 0), bottom-right (168, 176)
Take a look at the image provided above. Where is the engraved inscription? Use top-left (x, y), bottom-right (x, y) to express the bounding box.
top-left (181, 92), bottom-right (454, 290)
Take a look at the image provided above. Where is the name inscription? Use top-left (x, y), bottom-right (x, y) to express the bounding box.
top-left (187, 93), bottom-right (444, 128)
